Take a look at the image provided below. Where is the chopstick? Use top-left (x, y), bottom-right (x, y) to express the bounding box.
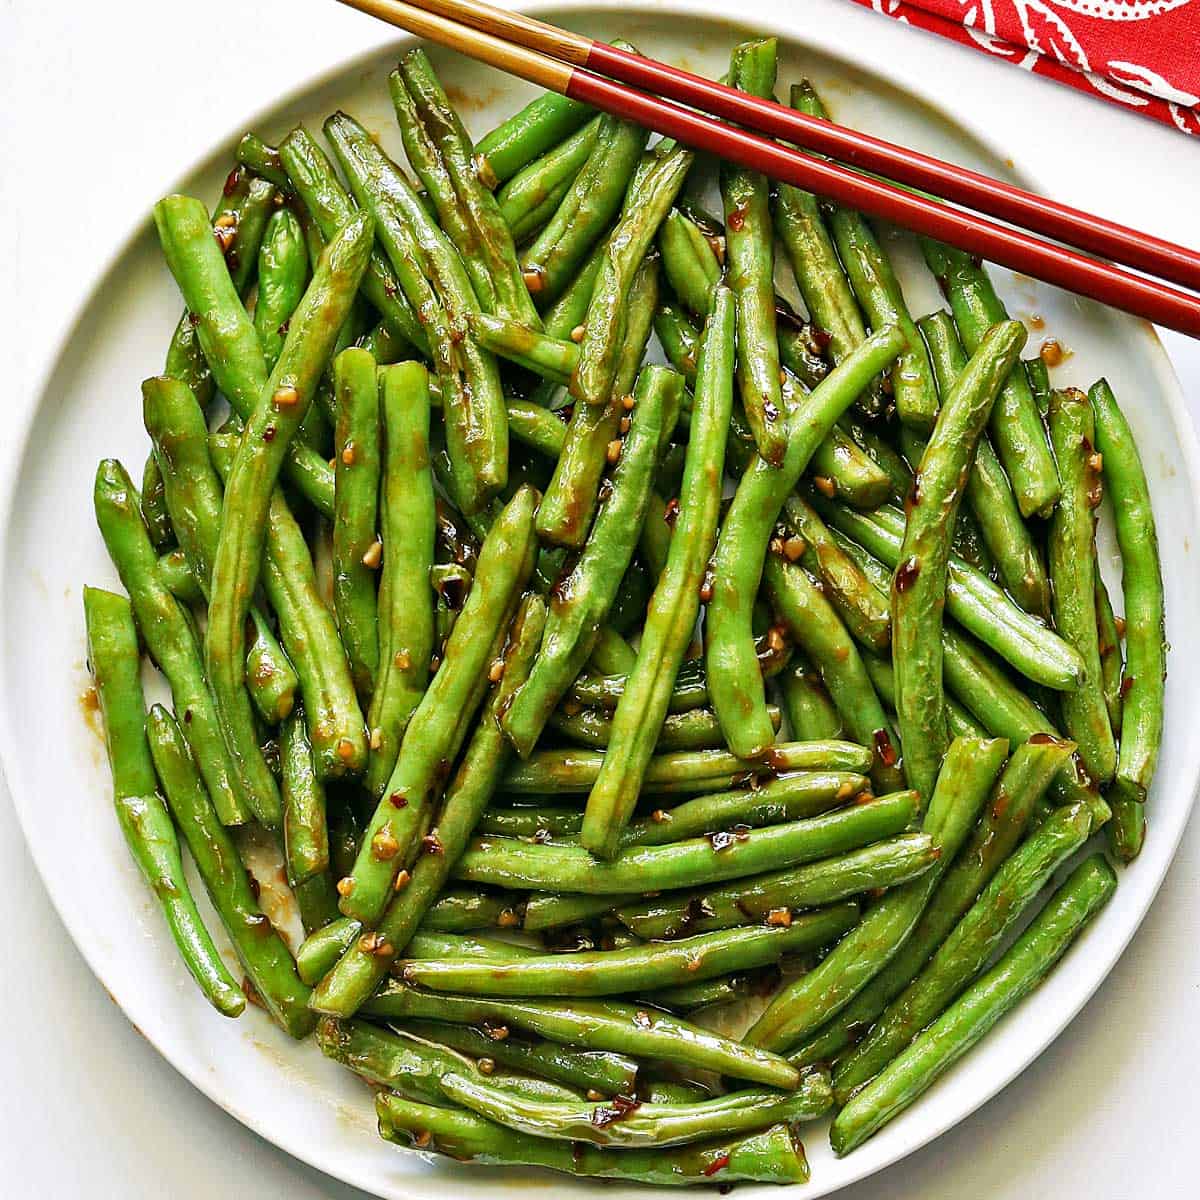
top-left (404, 0), bottom-right (1200, 293)
top-left (336, 0), bottom-right (1200, 337)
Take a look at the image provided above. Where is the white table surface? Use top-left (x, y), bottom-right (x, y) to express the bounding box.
top-left (3, 1), bottom-right (1197, 1195)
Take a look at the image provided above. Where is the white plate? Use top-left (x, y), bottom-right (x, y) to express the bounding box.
top-left (2, 2), bottom-right (1198, 1196)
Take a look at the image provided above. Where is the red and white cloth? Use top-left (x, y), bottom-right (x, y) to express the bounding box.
top-left (846, 0), bottom-right (1200, 135)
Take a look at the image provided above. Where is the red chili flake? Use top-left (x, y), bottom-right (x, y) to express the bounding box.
top-left (664, 497), bottom-right (680, 527)
top-left (591, 1094), bottom-right (641, 1128)
top-left (223, 167), bottom-right (242, 195)
top-left (873, 728), bottom-right (898, 768)
top-left (1120, 675), bottom-right (1135, 699)
top-left (187, 311), bottom-right (201, 327)
top-left (421, 831), bottom-right (444, 856)
top-left (727, 207), bottom-right (748, 232)
top-left (263, 425), bottom-right (277, 443)
top-left (182, 708), bottom-right (193, 724)
top-left (703, 1153), bottom-right (731, 1177)
top-left (894, 557), bottom-right (920, 592)
top-left (390, 792), bottom-right (408, 808)
top-left (1028, 732), bottom-right (1059, 745)
top-left (811, 326), bottom-right (833, 351)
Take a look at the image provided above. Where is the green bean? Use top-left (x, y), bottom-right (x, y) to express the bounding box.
top-left (1026, 355), bottom-right (1051, 414)
top-left (145, 380), bottom-right (294, 712)
top-left (572, 145), bottom-right (692, 408)
top-left (521, 112), bottom-right (648, 306)
top-left (660, 207), bottom-right (722, 318)
top-left (577, 287), bottom-right (735, 856)
top-left (608, 556), bottom-right (653, 636)
top-left (504, 398), bottom-right (568, 459)
top-left (918, 310), bottom-right (1050, 616)
top-left (507, 737), bottom-right (872, 796)
top-left (475, 92), bottom-right (595, 185)
top-left (653, 299), bottom-right (701, 387)
top-left (457, 791), bottom-right (917, 894)
top-left (279, 708), bottom-right (329, 885)
top-left (765, 555), bottom-right (904, 794)
top-left (376, 1094), bottom-right (813, 1184)
top-left (276, 130), bottom-right (426, 359)
top-left (331, 348), bottom-right (382, 698)
top-left (470, 313), bottom-right (575, 382)
top-left (503, 372), bottom-right (671, 755)
top-left (313, 593), bottom-right (543, 1016)
top-left (817, 499), bottom-right (1084, 690)
top-left (789, 81), bottom-right (937, 430)
top-left (706, 325), bottom-right (905, 760)
top-left (618, 833), bottom-right (938, 940)
top-left (646, 970), bottom-right (781, 1014)
top-left (614, 764), bottom-right (867, 849)
top-left (778, 315), bottom-right (832, 391)
top-left (152, 193), bottom-right (338, 518)
top-left (208, 435), bottom-right (367, 783)
top-left (747, 736), bottom-right (1006, 1052)
top-left (252, 207), bottom-right (308, 371)
top-left (326, 112), bottom-right (506, 515)
top-left (790, 735), bottom-right (1074, 1068)
top-left (942, 627), bottom-right (1107, 821)
top-left (716, 40), bottom-right (785, 464)
top-left (830, 855), bottom-right (1116, 1155)
top-left (842, 414), bottom-right (913, 500)
top-left (140, 455), bottom-right (174, 553)
top-left (155, 547), bottom-right (202, 603)
top-left (834, 801), bottom-right (1092, 1100)
top-left (920, 239), bottom-right (1059, 517)
top-left (522, 892), bottom-right (629, 932)
top-left (441, 1068), bottom-right (832, 1148)
top-left (1091, 379), bottom-right (1164, 860)
top-left (393, 51), bottom-right (540, 327)
top-left (780, 654), bottom-right (845, 740)
top-left (860, 645), bottom-right (984, 739)
top-left (496, 117), bottom-right (601, 241)
top-left (422, 887), bottom-right (526, 932)
top-left (364, 362), bottom-right (437, 799)
top-left (341, 487), bottom-right (538, 927)
top-left (82, 590), bottom-right (244, 1018)
top-left (1047, 387), bottom-right (1117, 785)
top-left (475, 804), bottom-right (584, 839)
top-left (367, 988), bottom-right (773, 1090)
top-left (780, 493), bottom-right (891, 653)
top-left (569, 658), bottom-right (708, 714)
top-left (548, 705), bottom-right (774, 752)
top-left (399, 1021), bottom-right (632, 1097)
top-left (891, 321), bottom-right (1027, 801)
top-left (318, 1016), bottom-right (573, 1106)
top-left (1094, 557), bottom-right (1124, 737)
top-left (93, 459), bottom-right (249, 828)
top-left (201, 208), bottom-right (371, 827)
top-left (403, 906), bottom-right (859, 1001)
top-left (537, 256), bottom-right (661, 547)
top-left (144, 705), bottom-right (314, 1036)
top-left (773, 116), bottom-right (881, 416)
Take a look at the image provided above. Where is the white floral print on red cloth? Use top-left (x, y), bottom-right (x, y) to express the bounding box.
top-left (846, 0), bottom-right (1200, 134)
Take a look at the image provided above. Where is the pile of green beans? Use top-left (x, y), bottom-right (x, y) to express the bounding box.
top-left (84, 34), bottom-right (1162, 1187)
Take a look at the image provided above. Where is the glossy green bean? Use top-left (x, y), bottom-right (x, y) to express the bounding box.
top-left (83, 590), bottom-right (244, 1018)
top-left (496, 117), bottom-right (601, 240)
top-left (475, 92), bottom-right (595, 185)
top-left (279, 708), bottom-right (330, 885)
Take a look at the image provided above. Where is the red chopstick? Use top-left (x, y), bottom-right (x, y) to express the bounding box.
top-left (407, 0), bottom-right (1200, 293)
top-left (336, 0), bottom-right (1200, 337)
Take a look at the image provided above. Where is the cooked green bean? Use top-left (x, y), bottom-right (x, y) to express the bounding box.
top-left (440, 1067), bottom-right (832, 1147)
top-left (1091, 381), bottom-right (1163, 857)
top-left (83, 589), bottom-right (244, 1019)
top-left (830, 855), bottom-right (1116, 1155)
top-left (456, 791), bottom-right (917, 894)
top-left (145, 705), bottom-right (314, 1036)
top-left (312, 594), bottom-right (543, 1016)
top-left (568, 658), bottom-right (709, 714)
top-left (789, 735), bottom-right (1073, 1067)
top-left (747, 736), bottom-right (1006, 1052)
top-left (496, 117), bottom-right (601, 240)
top-left (1047, 387), bottom-right (1117, 785)
top-left (722, 39), bottom-right (786, 463)
top-left (1094, 557), bottom-right (1124, 737)
top-left (341, 487), bottom-right (537, 927)
top-left (780, 654), bottom-right (845, 740)
top-left (377, 1094), bottom-right (813, 1185)
top-left (423, 887), bottom-right (526, 932)
top-left (891, 321), bottom-right (1026, 801)
top-left (706, 324), bottom-right (904, 760)
top-left (918, 310), bottom-right (1050, 616)
top-left (366, 362), bottom-right (437, 799)
top-left (332, 347), bottom-right (382, 698)
top-left (659, 207), bottom-right (722, 317)
top-left (550, 703), bottom-right (768, 752)
top-left (403, 906), bottom-right (859, 998)
top-left (475, 92), bottom-right (595, 185)
top-left (503, 368), bottom-right (672, 754)
top-left (579, 288), bottom-right (735, 856)
top-left (279, 708), bottom-right (330, 886)
top-left (253, 207), bottom-right (308, 371)
top-left (920, 238), bottom-right (1059, 517)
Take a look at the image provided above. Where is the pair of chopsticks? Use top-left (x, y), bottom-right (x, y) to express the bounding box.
top-left (337, 0), bottom-right (1200, 337)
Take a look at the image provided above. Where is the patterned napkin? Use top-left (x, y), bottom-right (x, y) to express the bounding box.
top-left (846, 0), bottom-right (1200, 135)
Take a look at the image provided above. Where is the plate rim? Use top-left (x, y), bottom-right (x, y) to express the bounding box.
top-left (3, 3), bottom-right (1199, 1196)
